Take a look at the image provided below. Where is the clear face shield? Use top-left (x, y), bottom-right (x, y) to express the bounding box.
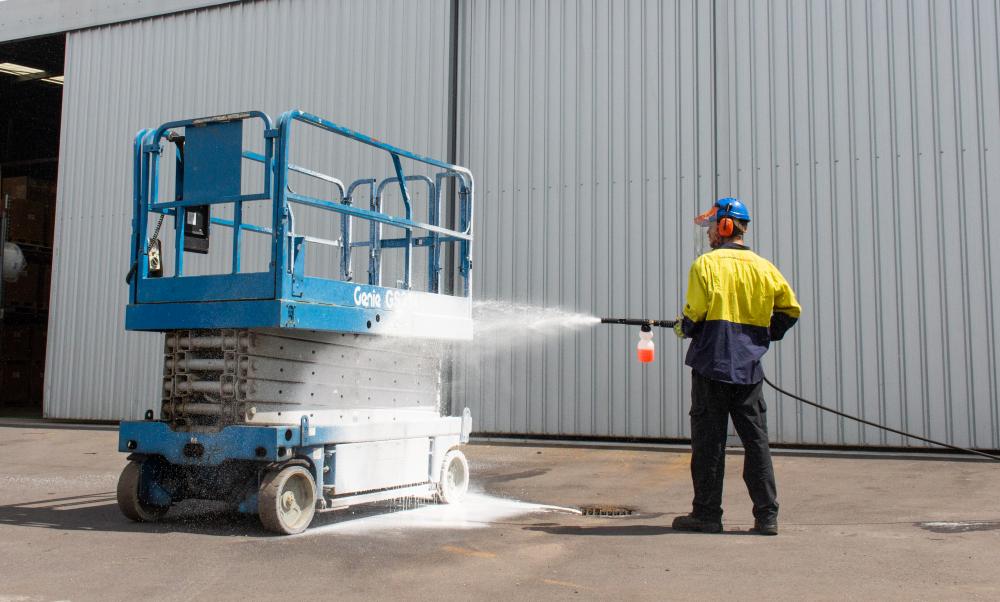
top-left (693, 205), bottom-right (719, 256)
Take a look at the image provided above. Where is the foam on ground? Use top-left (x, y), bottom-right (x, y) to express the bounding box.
top-left (299, 492), bottom-right (580, 536)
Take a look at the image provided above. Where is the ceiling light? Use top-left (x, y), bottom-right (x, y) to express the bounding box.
top-left (41, 75), bottom-right (64, 85)
top-left (0, 62), bottom-right (45, 76)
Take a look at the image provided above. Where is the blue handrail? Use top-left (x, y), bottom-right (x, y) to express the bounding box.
top-left (374, 175), bottom-right (434, 288)
top-left (131, 109), bottom-right (474, 308)
top-left (274, 110), bottom-right (474, 297)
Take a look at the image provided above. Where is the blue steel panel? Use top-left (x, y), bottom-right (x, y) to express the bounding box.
top-left (293, 278), bottom-right (473, 335)
top-left (123, 297), bottom-right (400, 334)
top-left (181, 120), bottom-right (243, 202)
top-left (119, 421), bottom-right (293, 466)
top-left (126, 300), bottom-right (281, 330)
top-left (136, 272), bottom-right (274, 303)
top-left (279, 302), bottom-right (384, 332)
top-left (297, 277), bottom-right (463, 312)
top-left (127, 295), bottom-right (470, 336)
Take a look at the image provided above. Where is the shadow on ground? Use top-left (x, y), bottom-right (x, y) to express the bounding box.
top-left (0, 493), bottom-right (265, 536)
top-left (0, 493), bottom-right (489, 537)
top-left (522, 521), bottom-right (765, 536)
top-left (524, 523), bottom-right (676, 536)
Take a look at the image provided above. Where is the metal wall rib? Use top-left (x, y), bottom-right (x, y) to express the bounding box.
top-left (453, 0), bottom-right (715, 438)
top-left (46, 0), bottom-right (452, 420)
top-left (716, 0), bottom-right (1000, 449)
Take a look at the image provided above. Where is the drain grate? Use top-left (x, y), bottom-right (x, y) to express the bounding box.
top-left (579, 505), bottom-right (634, 517)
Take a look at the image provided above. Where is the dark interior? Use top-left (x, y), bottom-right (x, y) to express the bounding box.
top-left (0, 33), bottom-right (65, 417)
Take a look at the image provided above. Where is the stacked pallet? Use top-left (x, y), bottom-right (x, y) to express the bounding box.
top-left (0, 323), bottom-right (46, 408)
top-left (2, 176), bottom-right (55, 313)
top-left (1, 175), bottom-right (54, 412)
top-left (3, 176), bottom-right (55, 246)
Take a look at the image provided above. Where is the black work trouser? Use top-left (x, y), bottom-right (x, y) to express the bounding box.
top-left (689, 370), bottom-right (778, 522)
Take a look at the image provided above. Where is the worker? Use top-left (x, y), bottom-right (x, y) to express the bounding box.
top-left (670, 198), bottom-right (801, 536)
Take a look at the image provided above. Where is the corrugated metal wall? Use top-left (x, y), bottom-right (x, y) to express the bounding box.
top-left (47, 0), bottom-right (452, 419)
top-left (452, 0), bottom-right (716, 438)
top-left (0, 0), bottom-right (238, 43)
top-left (716, 0), bottom-right (1000, 449)
top-left (456, 0), bottom-right (1000, 449)
top-left (48, 0), bottom-right (1000, 449)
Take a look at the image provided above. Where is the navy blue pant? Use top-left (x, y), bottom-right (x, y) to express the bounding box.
top-left (689, 370), bottom-right (778, 522)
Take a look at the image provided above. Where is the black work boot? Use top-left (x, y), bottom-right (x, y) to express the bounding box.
top-left (749, 520), bottom-right (778, 536)
top-left (671, 514), bottom-right (723, 534)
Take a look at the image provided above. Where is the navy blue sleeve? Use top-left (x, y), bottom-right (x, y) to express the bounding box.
top-left (681, 316), bottom-right (702, 339)
top-left (769, 312), bottom-right (798, 341)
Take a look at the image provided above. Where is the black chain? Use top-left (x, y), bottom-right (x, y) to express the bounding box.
top-left (147, 214), bottom-right (165, 252)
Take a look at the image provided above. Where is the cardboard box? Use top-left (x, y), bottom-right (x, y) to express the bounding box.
top-left (5, 197), bottom-right (48, 245)
top-left (0, 360), bottom-right (33, 405)
top-left (0, 324), bottom-right (46, 364)
top-left (32, 326), bottom-right (48, 365)
top-left (3, 261), bottom-right (41, 308)
top-left (1, 176), bottom-right (55, 204)
top-left (1, 323), bottom-right (34, 360)
top-left (2, 177), bottom-right (55, 246)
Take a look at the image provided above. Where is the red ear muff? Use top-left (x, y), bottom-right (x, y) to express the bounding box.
top-left (718, 217), bottom-right (734, 237)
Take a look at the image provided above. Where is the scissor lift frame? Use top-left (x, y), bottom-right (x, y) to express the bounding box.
top-left (117, 109), bottom-right (475, 534)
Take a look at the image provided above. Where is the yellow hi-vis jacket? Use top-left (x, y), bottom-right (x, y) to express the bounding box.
top-left (680, 243), bottom-right (801, 384)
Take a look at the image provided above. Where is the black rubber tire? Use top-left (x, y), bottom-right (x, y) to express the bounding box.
top-left (258, 465), bottom-right (317, 535)
top-left (116, 461), bottom-right (169, 522)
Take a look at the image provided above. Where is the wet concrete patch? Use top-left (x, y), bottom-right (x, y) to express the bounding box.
top-left (296, 492), bottom-right (581, 536)
top-left (475, 467), bottom-right (550, 485)
top-left (917, 521), bottom-right (1000, 534)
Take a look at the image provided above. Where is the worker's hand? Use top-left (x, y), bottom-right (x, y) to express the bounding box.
top-left (673, 317), bottom-right (685, 339)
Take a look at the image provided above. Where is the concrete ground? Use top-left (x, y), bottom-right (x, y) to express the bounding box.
top-left (0, 422), bottom-right (998, 601)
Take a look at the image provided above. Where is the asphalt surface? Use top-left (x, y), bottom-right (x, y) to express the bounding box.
top-left (1, 421), bottom-right (998, 601)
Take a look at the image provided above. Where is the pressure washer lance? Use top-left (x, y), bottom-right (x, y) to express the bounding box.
top-left (600, 318), bottom-right (677, 364)
top-left (600, 317), bottom-right (1000, 463)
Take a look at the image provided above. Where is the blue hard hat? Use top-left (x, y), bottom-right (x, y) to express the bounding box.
top-left (714, 197), bottom-right (750, 222)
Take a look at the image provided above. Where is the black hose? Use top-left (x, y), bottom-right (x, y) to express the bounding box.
top-left (597, 318), bottom-right (998, 461)
top-left (762, 375), bottom-right (1000, 463)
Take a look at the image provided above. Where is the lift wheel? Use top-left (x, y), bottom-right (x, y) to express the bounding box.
top-left (258, 464), bottom-right (317, 535)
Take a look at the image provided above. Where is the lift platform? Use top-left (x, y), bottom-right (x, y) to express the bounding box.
top-left (126, 109), bottom-right (473, 338)
top-left (117, 110), bottom-right (475, 534)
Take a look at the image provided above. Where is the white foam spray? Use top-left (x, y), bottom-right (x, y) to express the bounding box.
top-left (471, 300), bottom-right (600, 340)
top-left (341, 301), bottom-right (592, 537)
top-left (299, 491), bottom-right (580, 536)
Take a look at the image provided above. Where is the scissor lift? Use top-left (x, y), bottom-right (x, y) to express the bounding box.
top-left (117, 110), bottom-right (474, 534)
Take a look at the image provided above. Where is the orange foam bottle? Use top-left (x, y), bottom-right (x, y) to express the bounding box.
top-left (637, 327), bottom-right (655, 363)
